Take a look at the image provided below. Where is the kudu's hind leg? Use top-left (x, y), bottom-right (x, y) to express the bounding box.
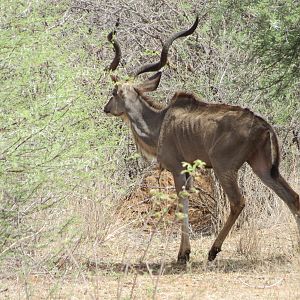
top-left (267, 174), bottom-right (300, 241)
top-left (208, 170), bottom-right (245, 261)
top-left (173, 173), bottom-right (191, 263)
top-left (256, 173), bottom-right (300, 216)
top-left (249, 151), bottom-right (300, 238)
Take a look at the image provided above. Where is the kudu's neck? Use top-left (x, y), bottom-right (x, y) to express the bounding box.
top-left (126, 95), bottom-right (166, 159)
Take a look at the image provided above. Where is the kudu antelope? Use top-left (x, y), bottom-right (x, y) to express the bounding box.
top-left (103, 17), bottom-right (300, 263)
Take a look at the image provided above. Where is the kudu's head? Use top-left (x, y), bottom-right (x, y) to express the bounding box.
top-left (103, 16), bottom-right (199, 117)
top-left (103, 72), bottom-right (162, 117)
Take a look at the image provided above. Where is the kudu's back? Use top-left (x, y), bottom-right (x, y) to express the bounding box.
top-left (157, 92), bottom-right (274, 173)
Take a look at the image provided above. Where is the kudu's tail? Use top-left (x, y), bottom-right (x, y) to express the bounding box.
top-left (270, 129), bottom-right (280, 178)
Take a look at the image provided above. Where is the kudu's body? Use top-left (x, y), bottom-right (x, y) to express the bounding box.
top-left (104, 17), bottom-right (300, 263)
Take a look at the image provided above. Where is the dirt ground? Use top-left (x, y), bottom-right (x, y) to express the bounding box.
top-left (1, 224), bottom-right (299, 300)
top-left (1, 170), bottom-right (299, 299)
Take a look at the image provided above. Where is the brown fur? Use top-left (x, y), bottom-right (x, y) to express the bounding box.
top-left (136, 90), bottom-right (164, 110)
top-left (104, 77), bottom-right (300, 264)
top-left (131, 125), bottom-right (157, 160)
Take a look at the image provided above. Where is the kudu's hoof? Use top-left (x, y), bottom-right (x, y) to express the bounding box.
top-left (208, 247), bottom-right (221, 261)
top-left (177, 250), bottom-right (190, 264)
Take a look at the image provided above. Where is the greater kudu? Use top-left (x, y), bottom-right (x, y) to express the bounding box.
top-left (103, 17), bottom-right (300, 263)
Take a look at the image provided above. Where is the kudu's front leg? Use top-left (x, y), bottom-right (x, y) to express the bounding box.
top-left (173, 173), bottom-right (192, 264)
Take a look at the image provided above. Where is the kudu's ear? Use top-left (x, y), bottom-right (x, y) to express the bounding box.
top-left (135, 72), bottom-right (162, 93)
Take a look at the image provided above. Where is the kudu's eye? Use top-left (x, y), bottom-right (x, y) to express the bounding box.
top-left (118, 89), bottom-right (125, 98)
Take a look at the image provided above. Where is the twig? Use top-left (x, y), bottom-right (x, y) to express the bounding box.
top-left (238, 277), bottom-right (284, 289)
top-left (47, 9), bottom-right (71, 31)
top-left (0, 225), bottom-right (45, 257)
top-left (103, 220), bottom-right (137, 243)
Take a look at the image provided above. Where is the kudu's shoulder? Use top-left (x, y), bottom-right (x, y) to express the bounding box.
top-left (169, 92), bottom-right (208, 109)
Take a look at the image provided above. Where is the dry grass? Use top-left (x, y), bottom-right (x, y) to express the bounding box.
top-left (1, 165), bottom-right (299, 299)
top-left (1, 224), bottom-right (299, 299)
top-left (1, 139), bottom-right (298, 300)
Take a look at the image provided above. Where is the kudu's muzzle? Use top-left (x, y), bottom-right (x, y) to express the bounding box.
top-left (103, 98), bottom-right (112, 114)
top-left (103, 105), bottom-right (110, 114)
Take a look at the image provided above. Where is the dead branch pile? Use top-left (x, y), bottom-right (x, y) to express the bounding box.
top-left (119, 168), bottom-right (217, 234)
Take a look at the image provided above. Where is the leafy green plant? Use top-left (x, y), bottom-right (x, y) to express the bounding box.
top-left (181, 159), bottom-right (206, 176)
